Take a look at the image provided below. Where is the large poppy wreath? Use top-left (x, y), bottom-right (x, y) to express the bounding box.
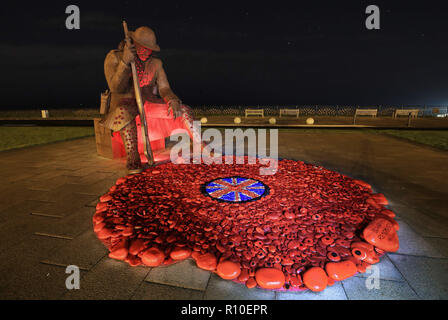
top-left (93, 156), bottom-right (399, 292)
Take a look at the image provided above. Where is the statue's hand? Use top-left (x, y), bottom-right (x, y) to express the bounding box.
top-left (122, 42), bottom-right (136, 65)
top-left (167, 100), bottom-right (182, 119)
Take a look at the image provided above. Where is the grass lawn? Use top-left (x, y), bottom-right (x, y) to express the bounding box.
top-left (378, 130), bottom-right (448, 151)
top-left (0, 109), bottom-right (100, 119)
top-left (0, 126), bottom-right (94, 152)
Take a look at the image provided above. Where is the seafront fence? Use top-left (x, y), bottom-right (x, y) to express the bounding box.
top-left (190, 105), bottom-right (447, 117)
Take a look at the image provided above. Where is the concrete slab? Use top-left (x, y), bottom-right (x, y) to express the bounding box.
top-left (51, 192), bottom-right (99, 215)
top-left (33, 206), bottom-right (94, 239)
top-left (1, 133), bottom-right (447, 300)
top-left (145, 259), bottom-right (211, 291)
top-left (26, 173), bottom-right (85, 190)
top-left (277, 282), bottom-right (347, 300)
top-left (0, 262), bottom-right (86, 299)
top-left (86, 198), bottom-right (99, 208)
top-left (388, 253), bottom-right (448, 299)
top-left (354, 255), bottom-right (404, 282)
top-left (0, 211), bottom-right (73, 255)
top-left (62, 256), bottom-right (150, 300)
top-left (204, 274), bottom-right (275, 300)
top-left (64, 179), bottom-right (114, 196)
top-left (0, 234), bottom-right (77, 299)
top-left (392, 204), bottom-right (448, 238)
top-left (395, 221), bottom-right (445, 258)
top-left (342, 276), bottom-right (419, 300)
top-left (132, 282), bottom-right (204, 300)
top-left (27, 170), bottom-right (69, 183)
top-left (42, 229), bottom-right (108, 271)
top-left (422, 237), bottom-right (448, 259)
top-left (60, 167), bottom-right (105, 178)
top-left (0, 199), bottom-right (56, 224)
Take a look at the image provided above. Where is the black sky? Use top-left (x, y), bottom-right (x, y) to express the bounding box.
top-left (1, 0), bottom-right (448, 109)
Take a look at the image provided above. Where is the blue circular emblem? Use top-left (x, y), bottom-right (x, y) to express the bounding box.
top-left (202, 176), bottom-right (269, 203)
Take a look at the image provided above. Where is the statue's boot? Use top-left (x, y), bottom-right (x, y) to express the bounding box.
top-left (120, 120), bottom-right (143, 175)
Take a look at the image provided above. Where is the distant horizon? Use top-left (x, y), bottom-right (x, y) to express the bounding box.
top-left (2, 1), bottom-right (448, 109)
top-left (1, 104), bottom-right (447, 111)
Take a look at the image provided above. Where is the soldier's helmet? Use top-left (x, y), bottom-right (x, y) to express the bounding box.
top-left (129, 26), bottom-right (160, 52)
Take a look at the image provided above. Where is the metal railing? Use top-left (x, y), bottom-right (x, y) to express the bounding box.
top-left (190, 105), bottom-right (448, 117)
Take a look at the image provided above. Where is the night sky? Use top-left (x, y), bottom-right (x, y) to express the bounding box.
top-left (1, 0), bottom-right (448, 109)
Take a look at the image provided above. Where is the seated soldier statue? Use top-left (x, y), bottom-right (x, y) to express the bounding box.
top-left (102, 26), bottom-right (200, 174)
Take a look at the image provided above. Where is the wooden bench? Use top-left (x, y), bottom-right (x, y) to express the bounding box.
top-left (245, 109), bottom-right (264, 118)
top-left (355, 108), bottom-right (378, 117)
top-left (393, 109), bottom-right (419, 118)
top-left (279, 109), bottom-right (300, 118)
top-left (353, 108), bottom-right (378, 124)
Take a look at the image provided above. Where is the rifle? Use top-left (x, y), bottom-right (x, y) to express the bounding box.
top-left (122, 20), bottom-right (154, 166)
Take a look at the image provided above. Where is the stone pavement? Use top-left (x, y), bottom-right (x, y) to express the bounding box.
top-left (0, 130), bottom-right (447, 299)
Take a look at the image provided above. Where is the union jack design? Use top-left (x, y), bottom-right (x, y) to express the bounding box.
top-left (203, 176), bottom-right (268, 202)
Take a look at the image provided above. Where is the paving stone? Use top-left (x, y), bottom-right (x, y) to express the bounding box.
top-left (42, 229), bottom-right (107, 270)
top-left (277, 281), bottom-right (347, 300)
top-left (25, 200), bottom-right (71, 217)
top-left (1, 190), bottom-right (98, 223)
top-left (204, 274), bottom-right (275, 300)
top-left (145, 259), bottom-right (211, 291)
top-left (0, 199), bottom-right (55, 224)
top-left (422, 237), bottom-right (448, 259)
top-left (33, 206), bottom-right (94, 238)
top-left (0, 198), bottom-right (94, 249)
top-left (0, 234), bottom-right (76, 299)
top-left (0, 185), bottom-right (37, 211)
top-left (388, 253), bottom-right (448, 299)
top-left (0, 262), bottom-right (86, 299)
top-left (52, 164), bottom-right (85, 171)
top-left (395, 220), bottom-right (445, 258)
top-left (75, 172), bottom-right (119, 185)
top-left (27, 170), bottom-right (69, 183)
top-left (410, 198), bottom-right (448, 218)
top-left (0, 212), bottom-right (72, 255)
top-left (342, 276), bottom-right (419, 300)
top-left (64, 180), bottom-right (113, 196)
top-left (36, 187), bottom-right (95, 205)
top-left (62, 256), bottom-right (150, 300)
top-left (22, 162), bottom-right (49, 169)
top-left (61, 167), bottom-right (106, 178)
top-left (0, 234), bottom-right (70, 272)
top-left (132, 282), bottom-right (204, 300)
top-left (23, 189), bottom-right (57, 202)
top-left (2, 170), bottom-right (37, 184)
top-left (51, 192), bottom-right (99, 214)
top-left (86, 198), bottom-right (99, 208)
top-left (31, 212), bottom-right (63, 219)
top-left (354, 255), bottom-right (404, 282)
top-left (391, 203), bottom-right (448, 238)
top-left (25, 173), bottom-right (84, 190)
top-left (1, 133), bottom-right (448, 300)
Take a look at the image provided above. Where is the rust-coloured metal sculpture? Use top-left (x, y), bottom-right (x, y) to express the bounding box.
top-left (122, 21), bottom-right (154, 167)
top-left (101, 23), bottom-right (184, 174)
